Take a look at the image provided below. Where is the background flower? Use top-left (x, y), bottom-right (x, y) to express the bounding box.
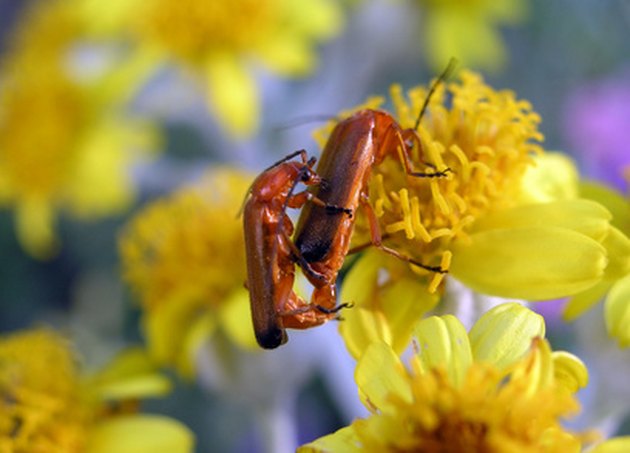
top-left (119, 168), bottom-right (255, 375)
top-left (0, 328), bottom-right (193, 452)
top-left (416, 0), bottom-right (528, 72)
top-left (78, 0), bottom-right (344, 137)
top-left (0, 0), bottom-right (158, 258)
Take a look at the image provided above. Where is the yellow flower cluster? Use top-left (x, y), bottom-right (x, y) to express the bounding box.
top-left (300, 304), bottom-right (630, 452)
top-left (119, 168), bottom-right (257, 374)
top-left (0, 328), bottom-right (192, 453)
top-left (0, 0), bottom-right (158, 258)
top-left (79, 0), bottom-right (343, 136)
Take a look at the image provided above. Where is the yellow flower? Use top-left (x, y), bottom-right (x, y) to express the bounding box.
top-left (78, 0), bottom-right (344, 136)
top-left (317, 70), bottom-right (623, 357)
top-left (299, 303), bottom-right (621, 452)
top-left (0, 328), bottom-right (193, 453)
top-left (119, 168), bottom-right (256, 376)
top-left (563, 182), bottom-right (630, 347)
top-left (417, 0), bottom-right (528, 72)
top-left (0, 0), bottom-right (159, 258)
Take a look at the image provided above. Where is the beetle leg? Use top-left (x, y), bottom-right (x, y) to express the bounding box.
top-left (304, 192), bottom-right (353, 217)
top-left (359, 193), bottom-right (447, 273)
top-left (282, 232), bottom-right (329, 285)
top-left (287, 190), bottom-right (352, 217)
top-left (279, 290), bottom-right (339, 329)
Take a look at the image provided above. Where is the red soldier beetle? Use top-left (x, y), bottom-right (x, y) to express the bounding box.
top-left (242, 150), bottom-right (352, 349)
top-left (294, 61), bottom-right (457, 296)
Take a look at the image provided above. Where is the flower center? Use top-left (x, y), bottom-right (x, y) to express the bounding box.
top-left (348, 72), bottom-right (544, 279)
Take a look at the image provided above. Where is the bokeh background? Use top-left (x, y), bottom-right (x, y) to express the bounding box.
top-left (1, 0), bottom-right (629, 451)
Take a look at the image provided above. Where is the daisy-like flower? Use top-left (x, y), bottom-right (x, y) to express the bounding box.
top-left (0, 0), bottom-right (159, 258)
top-left (299, 303), bottom-right (630, 452)
top-left (0, 328), bottom-right (193, 452)
top-left (416, 0), bottom-right (528, 72)
top-left (78, 0), bottom-right (343, 136)
top-left (119, 168), bottom-right (256, 376)
top-left (312, 70), bottom-right (629, 357)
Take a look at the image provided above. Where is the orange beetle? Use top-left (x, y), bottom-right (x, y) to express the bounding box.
top-left (242, 150), bottom-right (351, 349)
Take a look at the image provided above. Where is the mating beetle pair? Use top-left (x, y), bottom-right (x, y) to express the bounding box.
top-left (243, 65), bottom-right (454, 349)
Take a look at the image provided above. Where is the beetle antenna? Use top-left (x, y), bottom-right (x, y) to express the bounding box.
top-left (274, 114), bottom-right (341, 132)
top-left (413, 58), bottom-right (458, 132)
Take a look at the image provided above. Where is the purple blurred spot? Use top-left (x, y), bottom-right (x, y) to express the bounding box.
top-left (563, 71), bottom-right (630, 192)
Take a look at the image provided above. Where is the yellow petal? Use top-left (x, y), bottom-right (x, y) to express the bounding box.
top-left (95, 347), bottom-right (157, 378)
top-left (340, 306), bottom-right (392, 361)
top-left (602, 227), bottom-right (630, 281)
top-left (551, 351), bottom-right (589, 393)
top-left (605, 275), bottom-right (630, 347)
top-left (143, 292), bottom-right (213, 368)
top-left (590, 437), bottom-right (630, 453)
top-left (425, 9), bottom-right (505, 72)
top-left (95, 374), bottom-right (171, 401)
top-left (79, 0), bottom-right (140, 35)
top-left (219, 288), bottom-right (259, 351)
top-left (284, 0), bottom-right (343, 39)
top-left (92, 47), bottom-right (164, 107)
top-left (66, 120), bottom-right (158, 218)
top-left (339, 253), bottom-right (391, 359)
top-left (580, 181), bottom-right (630, 233)
top-left (15, 198), bottom-right (59, 259)
top-left (177, 310), bottom-right (218, 379)
top-left (470, 303), bottom-right (545, 371)
top-left (87, 347), bottom-right (171, 400)
top-left (380, 278), bottom-right (439, 355)
top-left (297, 426), bottom-right (360, 453)
top-left (412, 315), bottom-right (472, 386)
top-left (205, 54), bottom-right (258, 137)
top-left (471, 200), bottom-right (612, 243)
top-left (339, 252), bottom-right (437, 359)
top-left (355, 341), bottom-right (412, 413)
top-left (87, 415), bottom-right (194, 453)
top-left (451, 226), bottom-right (607, 300)
top-left (519, 152), bottom-right (579, 203)
top-left (511, 338), bottom-right (555, 393)
top-left (563, 280), bottom-right (610, 321)
top-left (257, 33), bottom-right (316, 76)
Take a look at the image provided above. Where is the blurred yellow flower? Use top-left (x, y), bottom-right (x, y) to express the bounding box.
top-left (119, 168), bottom-right (257, 376)
top-left (315, 70), bottom-right (626, 356)
top-left (0, 0), bottom-right (159, 258)
top-left (0, 328), bottom-right (193, 453)
top-left (79, 0), bottom-right (344, 136)
top-left (299, 304), bottom-right (605, 452)
top-left (417, 0), bottom-right (528, 72)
